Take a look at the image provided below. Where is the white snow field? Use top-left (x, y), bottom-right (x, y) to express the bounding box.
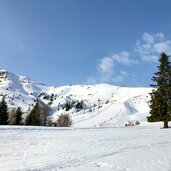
top-left (1, 124), bottom-right (171, 171)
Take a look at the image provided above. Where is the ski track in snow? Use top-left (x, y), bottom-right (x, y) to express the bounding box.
top-left (1, 125), bottom-right (171, 171)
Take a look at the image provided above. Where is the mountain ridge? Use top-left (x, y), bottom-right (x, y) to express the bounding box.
top-left (0, 69), bottom-right (152, 127)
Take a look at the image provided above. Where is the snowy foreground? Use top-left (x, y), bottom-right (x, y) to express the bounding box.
top-left (1, 124), bottom-right (171, 171)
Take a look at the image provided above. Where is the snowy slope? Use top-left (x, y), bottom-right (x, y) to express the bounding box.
top-left (40, 84), bottom-right (152, 127)
top-left (0, 70), bottom-right (152, 127)
top-left (0, 70), bottom-right (47, 114)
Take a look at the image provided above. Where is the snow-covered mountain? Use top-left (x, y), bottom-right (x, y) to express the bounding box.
top-left (0, 69), bottom-right (152, 127)
top-left (0, 70), bottom-right (47, 117)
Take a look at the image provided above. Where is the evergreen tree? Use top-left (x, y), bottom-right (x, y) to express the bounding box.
top-left (25, 103), bottom-right (41, 126)
top-left (148, 52), bottom-right (171, 128)
top-left (0, 97), bottom-right (8, 125)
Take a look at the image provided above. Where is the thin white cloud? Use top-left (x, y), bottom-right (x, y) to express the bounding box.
top-left (155, 32), bottom-right (165, 41)
top-left (98, 57), bottom-right (114, 73)
top-left (153, 41), bottom-right (171, 53)
top-left (88, 32), bottom-right (171, 84)
top-left (141, 55), bottom-right (158, 63)
top-left (97, 57), bottom-right (114, 83)
top-left (94, 51), bottom-right (137, 83)
top-left (143, 33), bottom-right (154, 44)
top-left (135, 32), bottom-right (171, 62)
top-left (112, 51), bottom-right (139, 65)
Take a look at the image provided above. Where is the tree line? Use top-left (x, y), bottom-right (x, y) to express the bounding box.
top-left (0, 97), bottom-right (72, 127)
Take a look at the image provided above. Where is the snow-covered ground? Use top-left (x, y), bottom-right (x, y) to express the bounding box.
top-left (1, 70), bottom-right (169, 171)
top-left (1, 124), bottom-right (171, 171)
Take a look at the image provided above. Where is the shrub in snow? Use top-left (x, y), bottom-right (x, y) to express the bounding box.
top-left (55, 114), bottom-right (72, 127)
top-left (135, 121), bottom-right (140, 125)
top-left (9, 107), bottom-right (23, 125)
top-left (9, 108), bottom-right (16, 125)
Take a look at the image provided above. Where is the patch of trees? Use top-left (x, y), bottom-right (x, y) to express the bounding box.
top-left (25, 102), bottom-right (50, 126)
top-left (0, 97), bottom-right (23, 125)
top-left (62, 100), bottom-right (84, 112)
top-left (24, 102), bottom-right (72, 127)
top-left (0, 97), bottom-right (59, 127)
top-left (0, 94), bottom-right (78, 128)
top-left (148, 53), bottom-right (171, 128)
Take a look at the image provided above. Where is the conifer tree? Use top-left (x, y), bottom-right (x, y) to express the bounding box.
top-left (0, 97), bottom-right (8, 125)
top-left (25, 103), bottom-right (41, 126)
top-left (148, 52), bottom-right (171, 128)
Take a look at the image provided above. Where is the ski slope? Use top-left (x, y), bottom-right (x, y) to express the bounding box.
top-left (0, 124), bottom-right (171, 171)
top-left (39, 84), bottom-right (152, 127)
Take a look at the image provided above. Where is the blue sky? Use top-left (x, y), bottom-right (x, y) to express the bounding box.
top-left (0, 0), bottom-right (171, 87)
